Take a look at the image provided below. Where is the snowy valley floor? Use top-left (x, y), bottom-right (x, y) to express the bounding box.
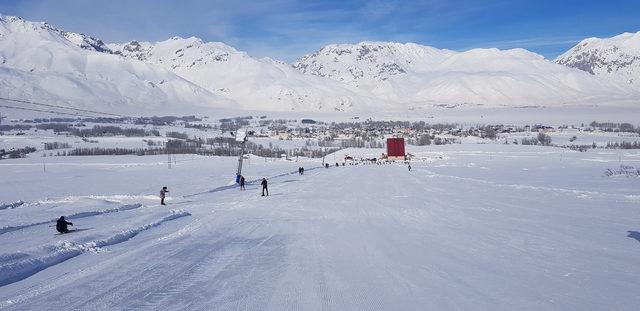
top-left (1, 145), bottom-right (639, 310)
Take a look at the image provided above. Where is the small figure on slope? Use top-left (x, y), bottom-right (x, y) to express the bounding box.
top-left (240, 176), bottom-right (246, 191)
top-left (261, 178), bottom-right (269, 196)
top-left (56, 216), bottom-right (73, 234)
top-left (160, 186), bottom-right (169, 205)
top-left (408, 164), bottom-right (412, 171)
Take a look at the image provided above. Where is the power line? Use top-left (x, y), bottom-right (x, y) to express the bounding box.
top-left (0, 97), bottom-right (124, 117)
top-left (0, 104), bottom-right (106, 118)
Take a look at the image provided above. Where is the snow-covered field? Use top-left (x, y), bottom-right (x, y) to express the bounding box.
top-left (1, 145), bottom-right (639, 310)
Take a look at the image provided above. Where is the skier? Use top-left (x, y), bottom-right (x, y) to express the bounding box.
top-left (56, 216), bottom-right (73, 234)
top-left (240, 176), bottom-right (246, 190)
top-left (301, 167), bottom-right (304, 175)
top-left (325, 163), bottom-right (329, 169)
top-left (261, 178), bottom-right (269, 196)
top-left (160, 186), bottom-right (169, 205)
top-left (408, 164), bottom-right (412, 171)
top-left (298, 167), bottom-right (303, 175)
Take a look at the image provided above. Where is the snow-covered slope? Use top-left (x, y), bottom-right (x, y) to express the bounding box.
top-left (1, 146), bottom-right (640, 310)
top-left (556, 31), bottom-right (640, 87)
top-left (0, 15), bottom-right (233, 115)
top-left (108, 38), bottom-right (375, 112)
top-left (294, 42), bottom-right (637, 107)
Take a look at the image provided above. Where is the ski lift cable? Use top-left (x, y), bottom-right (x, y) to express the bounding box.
top-left (0, 97), bottom-right (125, 117)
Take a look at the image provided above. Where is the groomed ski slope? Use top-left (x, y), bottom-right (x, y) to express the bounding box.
top-left (0, 145), bottom-right (639, 310)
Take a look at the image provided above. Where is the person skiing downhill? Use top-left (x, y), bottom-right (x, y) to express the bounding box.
top-left (56, 216), bottom-right (73, 234)
top-left (160, 186), bottom-right (169, 205)
top-left (261, 178), bottom-right (269, 196)
top-left (240, 176), bottom-right (246, 190)
top-left (408, 164), bottom-right (412, 171)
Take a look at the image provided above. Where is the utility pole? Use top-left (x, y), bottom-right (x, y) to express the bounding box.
top-left (619, 151), bottom-right (622, 164)
top-left (235, 129), bottom-right (248, 183)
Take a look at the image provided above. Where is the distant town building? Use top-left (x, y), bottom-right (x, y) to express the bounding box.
top-left (386, 138), bottom-right (406, 160)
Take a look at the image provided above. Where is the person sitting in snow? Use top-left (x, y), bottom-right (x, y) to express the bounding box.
top-left (56, 216), bottom-right (73, 234)
top-left (160, 186), bottom-right (169, 205)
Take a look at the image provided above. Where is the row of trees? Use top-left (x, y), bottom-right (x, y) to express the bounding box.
top-left (589, 121), bottom-right (639, 133)
top-left (520, 133), bottom-right (553, 146)
top-left (37, 124), bottom-right (161, 137)
top-left (56, 143), bottom-right (338, 159)
top-left (605, 141), bottom-right (640, 149)
top-left (0, 147), bottom-right (37, 159)
top-left (44, 142), bottom-right (71, 150)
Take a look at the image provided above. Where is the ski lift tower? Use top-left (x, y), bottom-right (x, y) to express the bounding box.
top-left (235, 128), bottom-right (248, 184)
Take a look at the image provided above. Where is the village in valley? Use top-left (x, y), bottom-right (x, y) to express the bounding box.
top-left (2, 113), bottom-right (640, 162)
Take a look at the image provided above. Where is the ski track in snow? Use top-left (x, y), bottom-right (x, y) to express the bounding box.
top-left (0, 203), bottom-right (144, 235)
top-left (414, 165), bottom-right (638, 203)
top-left (183, 166), bottom-right (323, 198)
top-left (0, 210), bottom-right (190, 289)
top-left (0, 201), bottom-right (24, 210)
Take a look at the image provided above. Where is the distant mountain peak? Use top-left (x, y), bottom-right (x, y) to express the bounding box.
top-left (0, 14), bottom-right (111, 53)
top-left (556, 31), bottom-right (640, 85)
top-left (293, 41), bottom-right (451, 85)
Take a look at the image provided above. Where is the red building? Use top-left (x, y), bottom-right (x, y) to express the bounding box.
top-left (386, 138), bottom-right (405, 159)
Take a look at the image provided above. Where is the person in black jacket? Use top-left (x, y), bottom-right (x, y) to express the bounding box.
top-left (240, 176), bottom-right (246, 190)
top-left (261, 178), bottom-right (269, 196)
top-left (160, 186), bottom-right (169, 205)
top-left (56, 216), bottom-right (73, 234)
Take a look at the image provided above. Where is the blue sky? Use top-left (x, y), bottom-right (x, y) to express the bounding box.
top-left (1, 0), bottom-right (639, 62)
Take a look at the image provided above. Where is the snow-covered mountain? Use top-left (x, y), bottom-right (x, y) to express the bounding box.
top-left (556, 31), bottom-right (640, 87)
top-left (293, 42), bottom-right (454, 87)
top-left (1, 14), bottom-right (638, 116)
top-left (107, 37), bottom-right (374, 112)
top-left (0, 15), bottom-right (233, 116)
top-left (293, 41), bottom-right (637, 107)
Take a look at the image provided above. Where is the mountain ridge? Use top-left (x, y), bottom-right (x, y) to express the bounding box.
top-left (1, 14), bottom-right (638, 116)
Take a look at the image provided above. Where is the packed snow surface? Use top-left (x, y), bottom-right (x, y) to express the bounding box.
top-left (1, 145), bottom-right (639, 310)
